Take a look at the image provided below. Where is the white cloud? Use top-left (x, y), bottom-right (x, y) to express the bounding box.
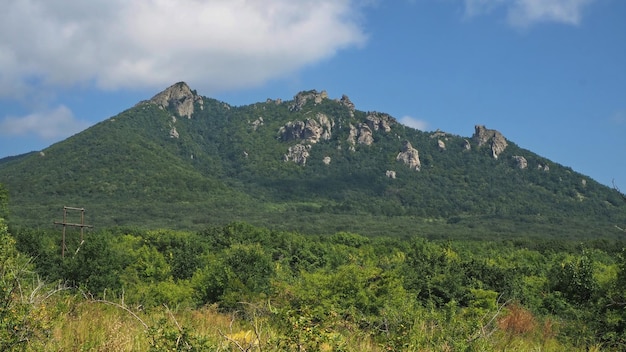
top-left (399, 115), bottom-right (429, 130)
top-left (463, 0), bottom-right (594, 28)
top-left (0, 106), bottom-right (91, 139)
top-left (0, 0), bottom-right (367, 98)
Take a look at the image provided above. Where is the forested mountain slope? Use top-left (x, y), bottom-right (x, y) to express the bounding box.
top-left (1, 82), bottom-right (624, 238)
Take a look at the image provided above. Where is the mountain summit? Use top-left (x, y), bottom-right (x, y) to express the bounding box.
top-left (140, 81), bottom-right (203, 119)
top-left (1, 83), bottom-right (624, 237)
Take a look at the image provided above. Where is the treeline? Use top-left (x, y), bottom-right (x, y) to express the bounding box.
top-left (4, 219), bottom-right (626, 350)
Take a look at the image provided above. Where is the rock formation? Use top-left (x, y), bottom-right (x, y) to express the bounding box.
top-left (289, 90), bottom-right (328, 111)
top-left (283, 144), bottom-right (310, 165)
top-left (339, 94), bottom-right (355, 117)
top-left (250, 117), bottom-right (264, 131)
top-left (346, 123), bottom-right (376, 147)
top-left (473, 125), bottom-right (507, 159)
top-left (396, 141), bottom-right (421, 171)
top-left (357, 124), bottom-right (374, 145)
top-left (169, 127), bottom-right (179, 139)
top-left (365, 112), bottom-right (394, 132)
top-left (279, 113), bottom-right (334, 144)
top-left (144, 81), bottom-right (203, 119)
top-left (430, 130), bottom-right (449, 139)
top-left (512, 155), bottom-right (528, 169)
top-left (323, 156), bottom-right (331, 165)
top-left (463, 139), bottom-right (471, 151)
top-left (386, 170), bottom-right (397, 179)
top-left (438, 140), bottom-right (446, 151)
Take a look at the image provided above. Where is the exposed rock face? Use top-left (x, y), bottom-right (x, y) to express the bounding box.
top-left (283, 143), bottom-right (310, 165)
top-left (280, 121), bottom-right (306, 141)
top-left (347, 124), bottom-right (358, 150)
top-left (145, 82), bottom-right (203, 119)
top-left (431, 130), bottom-right (449, 139)
top-left (289, 90), bottom-right (328, 111)
top-left (473, 125), bottom-right (508, 159)
top-left (365, 112), bottom-right (394, 132)
top-left (339, 94), bottom-right (355, 117)
top-left (512, 155), bottom-right (528, 169)
top-left (346, 122), bottom-right (377, 147)
top-left (323, 156), bottom-right (331, 165)
top-left (347, 120), bottom-right (380, 151)
top-left (357, 124), bottom-right (374, 145)
top-left (537, 163), bottom-right (550, 172)
top-left (386, 170), bottom-right (396, 179)
top-left (396, 141), bottom-right (421, 171)
top-left (463, 139), bottom-right (472, 151)
top-left (251, 117), bottom-right (264, 131)
top-left (438, 140), bottom-right (446, 151)
top-left (279, 113), bottom-right (334, 144)
top-left (169, 127), bottom-right (179, 139)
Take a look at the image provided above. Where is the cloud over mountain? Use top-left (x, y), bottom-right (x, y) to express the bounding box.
top-left (0, 0), bottom-right (367, 98)
top-left (0, 105), bottom-right (90, 139)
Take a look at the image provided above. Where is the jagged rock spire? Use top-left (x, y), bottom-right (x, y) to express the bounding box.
top-left (146, 82), bottom-right (204, 119)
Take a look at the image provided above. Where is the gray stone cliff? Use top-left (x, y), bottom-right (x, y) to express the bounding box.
top-left (473, 125), bottom-right (508, 159)
top-left (144, 81), bottom-right (203, 119)
top-left (397, 141), bottom-right (421, 171)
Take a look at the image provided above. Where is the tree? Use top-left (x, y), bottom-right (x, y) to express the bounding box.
top-left (550, 252), bottom-right (598, 305)
top-left (0, 217), bottom-right (49, 350)
top-left (0, 183), bottom-right (7, 220)
top-left (404, 238), bottom-right (466, 306)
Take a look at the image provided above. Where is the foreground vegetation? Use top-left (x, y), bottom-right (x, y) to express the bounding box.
top-left (2, 216), bottom-right (625, 350)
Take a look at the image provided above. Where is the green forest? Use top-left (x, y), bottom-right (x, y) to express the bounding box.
top-left (1, 86), bottom-right (625, 238)
top-left (2, 183), bottom-right (626, 351)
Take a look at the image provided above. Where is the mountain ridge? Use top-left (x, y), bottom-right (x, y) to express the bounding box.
top-left (1, 82), bottom-right (624, 238)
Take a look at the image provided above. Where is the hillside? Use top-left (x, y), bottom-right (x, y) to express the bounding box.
top-left (1, 82), bottom-right (624, 238)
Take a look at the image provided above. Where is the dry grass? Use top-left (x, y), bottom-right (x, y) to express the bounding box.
top-left (498, 303), bottom-right (536, 336)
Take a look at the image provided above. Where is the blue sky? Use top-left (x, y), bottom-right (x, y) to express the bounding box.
top-left (0, 0), bottom-right (624, 189)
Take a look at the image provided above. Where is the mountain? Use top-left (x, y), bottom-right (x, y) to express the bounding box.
top-left (1, 82), bottom-right (624, 238)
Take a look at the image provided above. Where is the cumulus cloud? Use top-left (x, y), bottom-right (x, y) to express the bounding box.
top-left (0, 0), bottom-right (367, 98)
top-left (463, 0), bottom-right (594, 28)
top-left (399, 115), bottom-right (429, 130)
top-left (0, 106), bottom-right (91, 139)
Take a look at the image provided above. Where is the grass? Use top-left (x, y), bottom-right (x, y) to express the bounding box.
top-left (27, 295), bottom-right (597, 352)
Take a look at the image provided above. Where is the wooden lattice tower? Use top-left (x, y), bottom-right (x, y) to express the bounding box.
top-left (54, 206), bottom-right (93, 258)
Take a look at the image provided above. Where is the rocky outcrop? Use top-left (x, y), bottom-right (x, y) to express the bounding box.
top-left (144, 82), bottom-right (203, 119)
top-left (169, 127), bottom-right (179, 139)
top-left (279, 113), bottom-right (334, 144)
top-left (289, 90), bottom-right (328, 111)
top-left (339, 94), bottom-right (355, 117)
top-left (357, 124), bottom-right (374, 145)
top-left (386, 170), bottom-right (396, 179)
top-left (396, 141), bottom-right (421, 171)
top-left (430, 129), bottom-right (449, 139)
top-left (323, 156), bottom-right (331, 165)
top-left (365, 112), bottom-right (394, 132)
top-left (463, 139), bottom-right (472, 151)
top-left (473, 125), bottom-right (508, 159)
top-left (283, 143), bottom-right (310, 165)
top-left (346, 123), bottom-right (374, 148)
top-left (537, 163), bottom-right (550, 172)
top-left (280, 121), bottom-right (306, 141)
top-left (250, 117), bottom-right (264, 131)
top-left (512, 155), bottom-right (527, 169)
top-left (438, 140), bottom-right (446, 151)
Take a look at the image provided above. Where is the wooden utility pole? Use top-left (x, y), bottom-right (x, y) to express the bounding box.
top-left (54, 206), bottom-right (93, 258)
